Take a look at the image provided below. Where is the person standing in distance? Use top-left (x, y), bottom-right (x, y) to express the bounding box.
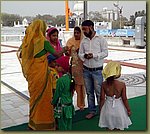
top-left (78, 20), bottom-right (108, 119)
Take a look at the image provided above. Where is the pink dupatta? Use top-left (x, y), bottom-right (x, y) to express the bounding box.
top-left (46, 27), bottom-right (70, 77)
top-left (46, 27), bottom-right (62, 52)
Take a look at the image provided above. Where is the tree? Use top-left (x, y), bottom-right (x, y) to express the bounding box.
top-left (88, 11), bottom-right (107, 22)
top-left (33, 14), bottom-right (65, 26)
top-left (54, 15), bottom-right (65, 26)
top-left (1, 13), bottom-right (22, 26)
top-left (128, 10), bottom-right (146, 28)
top-left (112, 20), bottom-right (120, 29)
top-left (120, 16), bottom-right (128, 28)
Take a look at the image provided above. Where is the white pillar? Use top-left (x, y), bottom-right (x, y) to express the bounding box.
top-left (14, 21), bottom-right (16, 26)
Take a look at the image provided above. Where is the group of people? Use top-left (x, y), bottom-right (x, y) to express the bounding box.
top-left (17, 19), bottom-right (132, 131)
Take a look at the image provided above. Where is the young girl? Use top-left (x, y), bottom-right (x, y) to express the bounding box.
top-left (98, 61), bottom-right (132, 130)
top-left (51, 56), bottom-right (75, 130)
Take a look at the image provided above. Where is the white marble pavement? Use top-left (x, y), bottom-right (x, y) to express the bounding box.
top-left (1, 42), bottom-right (146, 129)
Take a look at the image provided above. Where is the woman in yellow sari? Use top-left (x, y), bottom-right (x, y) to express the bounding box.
top-left (17, 19), bottom-right (68, 130)
top-left (66, 26), bottom-right (85, 110)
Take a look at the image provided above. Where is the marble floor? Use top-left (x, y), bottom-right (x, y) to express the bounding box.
top-left (1, 42), bottom-right (146, 129)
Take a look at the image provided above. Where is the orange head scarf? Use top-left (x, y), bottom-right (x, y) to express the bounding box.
top-left (66, 26), bottom-right (83, 50)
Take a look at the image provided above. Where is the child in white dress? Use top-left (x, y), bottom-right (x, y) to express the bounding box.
top-left (98, 61), bottom-right (132, 130)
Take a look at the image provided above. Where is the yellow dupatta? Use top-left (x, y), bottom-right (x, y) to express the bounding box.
top-left (17, 19), bottom-right (56, 130)
top-left (17, 19), bottom-right (47, 80)
top-left (66, 27), bottom-right (84, 86)
top-left (66, 26), bottom-right (83, 50)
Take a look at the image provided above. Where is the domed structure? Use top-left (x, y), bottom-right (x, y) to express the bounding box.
top-left (73, 1), bottom-right (83, 16)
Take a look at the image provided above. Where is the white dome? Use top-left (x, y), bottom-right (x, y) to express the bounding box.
top-left (73, 1), bottom-right (83, 15)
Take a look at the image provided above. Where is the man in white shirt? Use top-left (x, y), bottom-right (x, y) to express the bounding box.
top-left (78, 20), bottom-right (108, 119)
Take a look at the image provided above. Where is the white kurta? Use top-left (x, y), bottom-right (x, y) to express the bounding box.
top-left (98, 95), bottom-right (132, 130)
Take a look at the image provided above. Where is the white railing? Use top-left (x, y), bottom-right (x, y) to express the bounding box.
top-left (61, 31), bottom-right (73, 46)
top-left (1, 34), bottom-right (25, 42)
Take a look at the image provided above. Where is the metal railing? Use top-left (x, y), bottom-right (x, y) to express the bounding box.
top-left (1, 35), bottom-right (25, 42)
